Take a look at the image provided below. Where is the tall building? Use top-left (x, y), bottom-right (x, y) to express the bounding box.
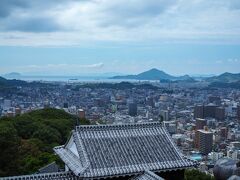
top-left (128, 102), bottom-right (137, 116)
top-left (163, 121), bottom-right (176, 134)
top-left (220, 127), bottom-right (228, 140)
top-left (196, 118), bottom-right (206, 130)
top-left (237, 105), bottom-right (240, 121)
top-left (198, 130), bottom-right (213, 155)
top-left (195, 104), bottom-right (224, 120)
top-left (204, 104), bottom-right (217, 118)
top-left (63, 102), bottom-right (68, 108)
top-left (77, 109), bottom-right (85, 119)
top-left (194, 105), bottom-right (204, 119)
top-left (208, 96), bottom-right (221, 105)
top-left (215, 107), bottom-right (225, 121)
top-left (160, 110), bottom-right (169, 121)
top-left (146, 96), bottom-right (154, 107)
top-left (3, 99), bottom-right (11, 110)
top-left (195, 118), bottom-right (207, 149)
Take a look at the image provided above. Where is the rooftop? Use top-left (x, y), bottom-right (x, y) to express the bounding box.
top-left (54, 122), bottom-right (197, 178)
top-left (197, 129), bottom-right (213, 134)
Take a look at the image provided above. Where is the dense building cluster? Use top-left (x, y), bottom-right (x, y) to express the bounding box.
top-left (1, 81), bottom-right (240, 178)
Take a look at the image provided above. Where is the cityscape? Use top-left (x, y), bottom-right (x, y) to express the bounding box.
top-left (1, 0), bottom-right (240, 180)
top-left (1, 69), bottom-right (240, 179)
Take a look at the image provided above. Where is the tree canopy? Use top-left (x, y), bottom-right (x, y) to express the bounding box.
top-left (0, 108), bottom-right (90, 177)
top-left (184, 169), bottom-right (215, 180)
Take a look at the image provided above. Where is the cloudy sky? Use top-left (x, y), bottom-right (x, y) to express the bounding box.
top-left (0, 0), bottom-right (240, 75)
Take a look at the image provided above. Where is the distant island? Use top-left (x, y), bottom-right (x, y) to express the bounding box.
top-left (4, 72), bottom-right (22, 77)
top-left (110, 69), bottom-right (240, 85)
top-left (110, 68), bottom-right (195, 82)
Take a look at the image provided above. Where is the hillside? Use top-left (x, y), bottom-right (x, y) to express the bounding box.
top-left (136, 68), bottom-right (175, 80)
top-left (0, 76), bottom-right (27, 88)
top-left (76, 81), bottom-right (159, 90)
top-left (111, 68), bottom-right (195, 81)
top-left (0, 108), bottom-right (90, 177)
top-left (209, 80), bottom-right (240, 89)
top-left (206, 72), bottom-right (240, 83)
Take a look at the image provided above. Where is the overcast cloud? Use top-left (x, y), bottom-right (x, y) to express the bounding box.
top-left (0, 0), bottom-right (239, 45)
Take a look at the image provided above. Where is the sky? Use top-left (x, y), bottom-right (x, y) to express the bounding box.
top-left (0, 0), bottom-right (240, 76)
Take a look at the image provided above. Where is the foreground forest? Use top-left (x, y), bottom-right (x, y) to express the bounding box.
top-left (0, 108), bottom-right (90, 177)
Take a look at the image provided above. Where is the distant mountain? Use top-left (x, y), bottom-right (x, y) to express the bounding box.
top-left (191, 74), bottom-right (216, 78)
top-left (111, 68), bottom-right (195, 81)
top-left (209, 80), bottom-right (240, 89)
top-left (206, 72), bottom-right (240, 83)
top-left (4, 72), bottom-right (22, 78)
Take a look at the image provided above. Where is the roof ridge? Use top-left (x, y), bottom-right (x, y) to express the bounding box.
top-left (53, 146), bottom-right (88, 176)
top-left (75, 122), bottom-right (161, 131)
top-left (144, 170), bottom-right (164, 180)
top-left (162, 126), bottom-right (184, 159)
top-left (38, 161), bottom-right (57, 172)
top-left (0, 171), bottom-right (77, 180)
top-left (73, 131), bottom-right (90, 169)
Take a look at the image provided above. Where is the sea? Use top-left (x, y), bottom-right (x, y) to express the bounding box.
top-left (5, 75), bottom-right (142, 83)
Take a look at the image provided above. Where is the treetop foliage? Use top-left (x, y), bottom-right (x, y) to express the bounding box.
top-left (0, 108), bottom-right (90, 177)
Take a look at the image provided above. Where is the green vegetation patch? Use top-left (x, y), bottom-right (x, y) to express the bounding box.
top-left (0, 108), bottom-right (90, 177)
top-left (185, 169), bottom-right (215, 180)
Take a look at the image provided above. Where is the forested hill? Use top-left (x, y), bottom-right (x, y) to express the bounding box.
top-left (0, 76), bottom-right (27, 87)
top-left (0, 108), bottom-right (90, 177)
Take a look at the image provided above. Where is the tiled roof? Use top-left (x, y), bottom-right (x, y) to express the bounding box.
top-left (54, 122), bottom-right (197, 178)
top-left (38, 162), bottom-right (59, 174)
top-left (0, 171), bottom-right (79, 180)
top-left (54, 145), bottom-right (88, 175)
top-left (132, 170), bottom-right (164, 180)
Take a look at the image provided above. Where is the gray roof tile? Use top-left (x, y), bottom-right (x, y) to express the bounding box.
top-left (54, 122), bottom-right (197, 178)
top-left (0, 171), bottom-right (79, 180)
top-left (133, 170), bottom-right (165, 180)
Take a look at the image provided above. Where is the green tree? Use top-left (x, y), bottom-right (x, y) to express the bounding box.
top-left (32, 124), bottom-right (61, 145)
top-left (185, 169), bottom-right (215, 180)
top-left (0, 108), bottom-right (90, 177)
top-left (0, 121), bottom-right (20, 176)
